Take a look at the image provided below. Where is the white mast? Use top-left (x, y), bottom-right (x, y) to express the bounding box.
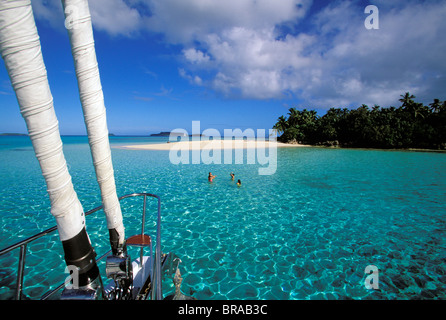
top-left (0, 0), bottom-right (99, 288)
top-left (61, 0), bottom-right (125, 254)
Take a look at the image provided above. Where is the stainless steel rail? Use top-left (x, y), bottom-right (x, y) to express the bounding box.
top-left (0, 193), bottom-right (163, 300)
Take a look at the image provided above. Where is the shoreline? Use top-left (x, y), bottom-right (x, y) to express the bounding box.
top-left (309, 145), bottom-right (446, 154)
top-left (115, 139), bottom-right (311, 151)
top-left (114, 139), bottom-right (446, 154)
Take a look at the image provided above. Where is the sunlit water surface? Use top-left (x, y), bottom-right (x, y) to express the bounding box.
top-left (0, 136), bottom-right (445, 300)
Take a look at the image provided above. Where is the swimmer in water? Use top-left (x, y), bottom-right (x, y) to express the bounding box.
top-left (230, 172), bottom-right (235, 180)
top-left (237, 179), bottom-right (241, 186)
top-left (208, 172), bottom-right (216, 182)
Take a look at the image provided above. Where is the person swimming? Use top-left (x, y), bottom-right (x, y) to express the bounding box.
top-left (230, 172), bottom-right (235, 180)
top-left (237, 179), bottom-right (241, 186)
top-left (208, 172), bottom-right (216, 182)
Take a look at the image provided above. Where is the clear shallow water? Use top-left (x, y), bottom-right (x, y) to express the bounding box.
top-left (0, 136), bottom-right (445, 300)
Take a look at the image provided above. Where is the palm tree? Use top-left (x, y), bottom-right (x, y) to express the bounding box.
top-left (429, 99), bottom-right (442, 113)
top-left (399, 92), bottom-right (427, 119)
top-left (399, 92), bottom-right (415, 108)
top-left (412, 103), bottom-right (426, 120)
top-left (441, 101), bottom-right (446, 114)
top-left (273, 115), bottom-right (289, 135)
top-left (287, 107), bottom-right (299, 127)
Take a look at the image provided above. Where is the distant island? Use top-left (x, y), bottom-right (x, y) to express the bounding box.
top-left (150, 131), bottom-right (186, 137)
top-left (150, 132), bottom-right (208, 138)
top-left (273, 92), bottom-right (446, 150)
top-left (0, 133), bottom-right (28, 136)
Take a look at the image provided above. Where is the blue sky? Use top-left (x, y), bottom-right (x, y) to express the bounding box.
top-left (0, 0), bottom-right (445, 135)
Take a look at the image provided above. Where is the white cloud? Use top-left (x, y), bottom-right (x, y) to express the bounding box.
top-left (32, 0), bottom-right (143, 36)
top-left (304, 0), bottom-right (446, 107)
top-left (183, 48), bottom-right (210, 65)
top-left (31, 0), bottom-right (64, 29)
top-left (179, 68), bottom-right (203, 86)
top-left (171, 0), bottom-right (446, 107)
top-left (200, 27), bottom-right (317, 99)
top-left (88, 0), bottom-right (143, 36)
top-left (33, 0), bottom-right (446, 108)
top-left (143, 0), bottom-right (310, 44)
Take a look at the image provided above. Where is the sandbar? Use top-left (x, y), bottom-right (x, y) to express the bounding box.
top-left (116, 139), bottom-right (310, 151)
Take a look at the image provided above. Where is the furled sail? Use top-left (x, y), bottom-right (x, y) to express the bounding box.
top-left (0, 0), bottom-right (99, 287)
top-left (61, 0), bottom-right (125, 254)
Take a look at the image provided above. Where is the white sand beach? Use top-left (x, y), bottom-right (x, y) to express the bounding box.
top-left (116, 139), bottom-right (310, 151)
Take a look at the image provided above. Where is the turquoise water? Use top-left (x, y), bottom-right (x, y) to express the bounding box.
top-left (0, 136), bottom-right (445, 300)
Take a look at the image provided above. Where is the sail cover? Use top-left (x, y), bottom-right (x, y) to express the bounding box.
top-left (0, 0), bottom-right (86, 242)
top-left (61, 0), bottom-right (125, 252)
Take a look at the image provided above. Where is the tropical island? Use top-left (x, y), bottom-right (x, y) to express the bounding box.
top-left (150, 131), bottom-right (206, 137)
top-left (150, 131), bottom-right (187, 137)
top-left (273, 93), bottom-right (446, 150)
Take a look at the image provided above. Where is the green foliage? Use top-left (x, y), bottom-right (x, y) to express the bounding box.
top-left (273, 92), bottom-right (446, 150)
